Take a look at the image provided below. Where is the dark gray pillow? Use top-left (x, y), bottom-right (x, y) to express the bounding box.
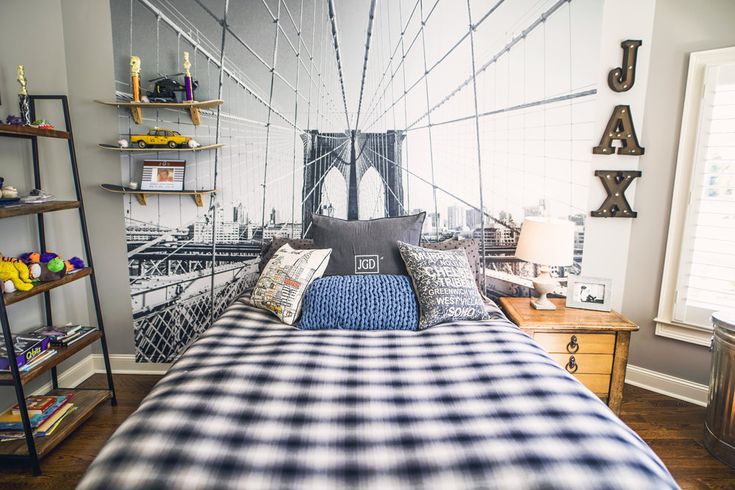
top-left (312, 213), bottom-right (425, 276)
top-left (398, 241), bottom-right (489, 329)
top-left (259, 238), bottom-right (315, 272)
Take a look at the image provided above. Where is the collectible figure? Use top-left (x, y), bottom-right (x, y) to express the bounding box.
top-left (16, 65), bottom-right (31, 125)
top-left (183, 51), bottom-right (194, 101)
top-left (130, 56), bottom-right (142, 102)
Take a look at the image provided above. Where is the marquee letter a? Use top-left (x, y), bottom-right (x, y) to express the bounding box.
top-left (593, 105), bottom-right (644, 156)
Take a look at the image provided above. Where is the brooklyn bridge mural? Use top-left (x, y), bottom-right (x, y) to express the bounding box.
top-left (110, 0), bottom-right (599, 362)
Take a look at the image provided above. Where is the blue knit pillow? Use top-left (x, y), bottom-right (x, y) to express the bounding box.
top-left (298, 275), bottom-right (419, 330)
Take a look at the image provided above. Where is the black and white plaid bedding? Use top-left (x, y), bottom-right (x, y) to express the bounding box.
top-left (79, 297), bottom-right (678, 490)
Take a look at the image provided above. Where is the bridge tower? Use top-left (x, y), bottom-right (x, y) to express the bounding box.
top-left (301, 130), bottom-right (405, 237)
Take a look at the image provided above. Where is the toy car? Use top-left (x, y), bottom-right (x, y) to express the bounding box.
top-left (130, 128), bottom-right (191, 148)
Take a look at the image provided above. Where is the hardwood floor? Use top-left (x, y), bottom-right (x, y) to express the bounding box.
top-left (0, 375), bottom-right (732, 489)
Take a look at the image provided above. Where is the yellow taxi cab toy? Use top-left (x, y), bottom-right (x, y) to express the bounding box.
top-left (130, 128), bottom-right (192, 149)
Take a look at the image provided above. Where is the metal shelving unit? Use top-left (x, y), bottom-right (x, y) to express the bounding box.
top-left (0, 95), bottom-right (116, 475)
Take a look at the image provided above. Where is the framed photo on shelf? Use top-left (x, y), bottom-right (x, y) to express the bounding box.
top-left (140, 160), bottom-right (186, 191)
top-left (566, 276), bottom-right (612, 312)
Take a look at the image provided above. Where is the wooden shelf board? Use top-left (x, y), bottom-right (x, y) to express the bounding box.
top-left (0, 200), bottom-right (80, 219)
top-left (0, 124), bottom-right (70, 139)
top-left (3, 268), bottom-right (92, 307)
top-left (98, 143), bottom-right (223, 152)
top-left (94, 99), bottom-right (223, 109)
top-left (100, 184), bottom-right (214, 207)
top-left (0, 331), bottom-right (102, 386)
top-left (0, 389), bottom-right (112, 457)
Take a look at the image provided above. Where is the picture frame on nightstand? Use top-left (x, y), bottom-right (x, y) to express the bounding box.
top-left (566, 276), bottom-right (612, 312)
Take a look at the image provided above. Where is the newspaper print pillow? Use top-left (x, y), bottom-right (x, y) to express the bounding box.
top-left (251, 244), bottom-right (332, 325)
top-left (398, 241), bottom-right (489, 329)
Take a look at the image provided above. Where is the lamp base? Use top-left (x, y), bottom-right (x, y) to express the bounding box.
top-left (530, 268), bottom-right (559, 310)
top-left (531, 296), bottom-right (557, 310)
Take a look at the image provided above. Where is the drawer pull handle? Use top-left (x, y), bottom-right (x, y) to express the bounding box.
top-left (566, 355), bottom-right (579, 374)
top-left (567, 335), bottom-right (579, 354)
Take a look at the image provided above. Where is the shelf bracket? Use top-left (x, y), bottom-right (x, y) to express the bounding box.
top-left (192, 193), bottom-right (204, 207)
top-left (129, 106), bottom-right (143, 125)
top-left (189, 106), bottom-right (201, 126)
top-left (135, 193), bottom-right (148, 206)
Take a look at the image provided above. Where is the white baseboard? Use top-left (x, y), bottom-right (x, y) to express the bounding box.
top-left (31, 354), bottom-right (169, 396)
top-left (92, 354), bottom-right (171, 375)
top-left (32, 354), bottom-right (96, 395)
top-left (625, 364), bottom-right (709, 407)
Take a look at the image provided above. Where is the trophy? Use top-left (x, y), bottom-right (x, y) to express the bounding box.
top-left (129, 56), bottom-right (143, 123)
top-left (183, 51), bottom-right (194, 102)
top-left (17, 65), bottom-right (31, 125)
top-left (130, 56), bottom-right (141, 102)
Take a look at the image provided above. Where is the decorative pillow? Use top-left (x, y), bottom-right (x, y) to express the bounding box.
top-left (312, 213), bottom-right (425, 276)
top-left (299, 275), bottom-right (418, 330)
top-left (398, 241), bottom-right (489, 329)
top-left (259, 238), bottom-right (315, 272)
top-left (423, 238), bottom-right (482, 289)
top-left (250, 244), bottom-right (332, 325)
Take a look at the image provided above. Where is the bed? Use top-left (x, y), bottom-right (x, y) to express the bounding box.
top-left (78, 296), bottom-right (678, 489)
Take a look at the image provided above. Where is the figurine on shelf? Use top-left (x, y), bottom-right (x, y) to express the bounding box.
top-left (0, 256), bottom-right (34, 293)
top-left (1, 183), bottom-right (19, 199)
top-left (64, 256), bottom-right (85, 273)
top-left (183, 51), bottom-right (194, 102)
top-left (5, 115), bottom-right (24, 125)
top-left (17, 65), bottom-right (31, 125)
top-left (188, 139), bottom-right (201, 148)
top-left (30, 119), bottom-right (54, 130)
top-left (118, 139), bottom-right (129, 148)
top-left (130, 56), bottom-right (142, 103)
top-left (19, 252), bottom-right (68, 282)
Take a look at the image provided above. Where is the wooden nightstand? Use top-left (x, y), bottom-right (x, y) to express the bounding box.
top-left (498, 297), bottom-right (638, 415)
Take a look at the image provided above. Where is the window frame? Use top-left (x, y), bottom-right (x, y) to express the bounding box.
top-left (655, 46), bottom-right (735, 347)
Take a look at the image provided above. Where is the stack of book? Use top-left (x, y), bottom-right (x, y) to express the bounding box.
top-left (31, 325), bottom-right (98, 348)
top-left (0, 394), bottom-right (77, 442)
top-left (0, 333), bottom-right (51, 372)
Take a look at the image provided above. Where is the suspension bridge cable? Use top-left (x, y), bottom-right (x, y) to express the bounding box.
top-left (326, 0), bottom-right (352, 129)
top-left (418, 0), bottom-right (440, 240)
top-left (140, 0), bottom-right (302, 132)
top-left (353, 0), bottom-right (378, 131)
top-left (363, 0), bottom-right (506, 131)
top-left (209, 0), bottom-right (230, 325)
top-left (408, 89), bottom-right (596, 131)
top-left (465, 0), bottom-right (488, 292)
top-left (290, 0), bottom-right (305, 238)
top-left (407, 0), bottom-right (572, 130)
top-left (361, 0), bottom-right (439, 129)
top-left (260, 0), bottom-right (283, 236)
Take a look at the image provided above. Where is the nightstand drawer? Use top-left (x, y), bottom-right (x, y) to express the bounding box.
top-left (549, 353), bottom-right (613, 374)
top-left (534, 332), bottom-right (615, 354)
top-left (573, 374), bottom-right (611, 396)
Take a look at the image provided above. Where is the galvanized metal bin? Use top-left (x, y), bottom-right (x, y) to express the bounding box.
top-left (705, 311), bottom-right (735, 468)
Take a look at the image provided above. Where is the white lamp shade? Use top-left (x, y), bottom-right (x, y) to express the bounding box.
top-left (515, 217), bottom-right (575, 266)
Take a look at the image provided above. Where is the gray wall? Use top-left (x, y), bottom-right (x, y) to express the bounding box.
top-left (623, 0), bottom-right (735, 385)
top-left (0, 0), bottom-right (134, 406)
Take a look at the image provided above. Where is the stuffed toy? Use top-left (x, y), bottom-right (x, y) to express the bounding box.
top-left (20, 251), bottom-right (85, 282)
top-left (0, 256), bottom-right (34, 292)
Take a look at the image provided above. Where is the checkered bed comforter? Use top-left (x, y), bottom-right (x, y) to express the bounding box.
top-left (79, 297), bottom-right (677, 490)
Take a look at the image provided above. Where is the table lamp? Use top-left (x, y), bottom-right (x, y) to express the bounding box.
top-left (515, 217), bottom-right (575, 310)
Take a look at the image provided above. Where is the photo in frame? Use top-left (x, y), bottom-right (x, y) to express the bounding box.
top-left (566, 276), bottom-right (613, 312)
top-left (140, 160), bottom-right (186, 191)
